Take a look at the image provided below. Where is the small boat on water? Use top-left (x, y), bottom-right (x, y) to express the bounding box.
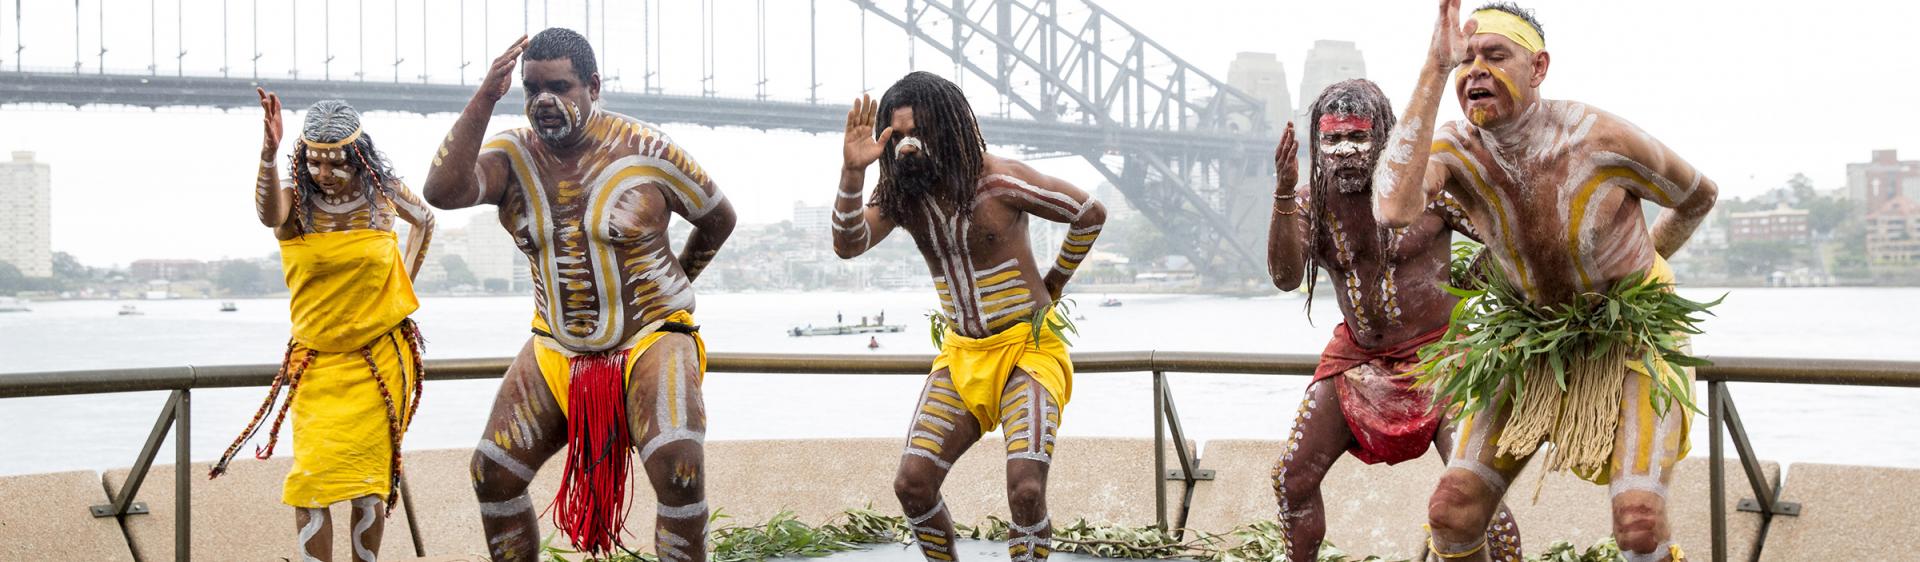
top-left (1099, 297), bottom-right (1123, 307)
top-left (220, 301), bottom-right (238, 312)
top-left (118, 305), bottom-right (143, 316)
top-left (0, 297), bottom-right (28, 313)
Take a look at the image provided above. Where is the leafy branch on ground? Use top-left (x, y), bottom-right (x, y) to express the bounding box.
top-left (541, 507), bottom-right (1631, 561)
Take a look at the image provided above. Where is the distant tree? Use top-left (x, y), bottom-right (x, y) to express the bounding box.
top-left (483, 277), bottom-right (510, 293)
top-left (215, 261), bottom-right (269, 296)
top-left (1724, 240), bottom-right (1799, 277)
top-left (1110, 214), bottom-right (1179, 267)
top-left (441, 255), bottom-right (479, 288)
top-left (0, 261), bottom-right (21, 295)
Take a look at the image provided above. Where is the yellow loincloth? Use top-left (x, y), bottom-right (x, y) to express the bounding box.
top-left (530, 310), bottom-right (706, 416)
top-left (931, 315), bottom-right (1073, 432)
top-left (275, 229), bottom-right (422, 507)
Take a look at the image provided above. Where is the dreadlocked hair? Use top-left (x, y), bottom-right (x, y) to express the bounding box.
top-left (869, 71), bottom-right (986, 222)
top-left (288, 132), bottom-right (403, 235)
top-left (1302, 79), bottom-right (1396, 316)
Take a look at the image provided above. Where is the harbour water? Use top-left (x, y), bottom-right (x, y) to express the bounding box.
top-left (2, 288), bottom-right (1916, 476)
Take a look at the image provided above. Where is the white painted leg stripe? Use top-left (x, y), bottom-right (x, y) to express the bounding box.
top-left (479, 495), bottom-right (534, 518)
top-left (908, 498), bottom-right (946, 525)
top-left (1009, 515), bottom-right (1050, 535)
top-left (476, 440), bottom-right (536, 481)
top-left (916, 413), bottom-right (956, 431)
top-left (639, 428), bottom-right (705, 464)
top-left (904, 448), bottom-right (954, 470)
top-left (352, 497), bottom-right (380, 562)
top-left (1008, 451), bottom-right (1052, 464)
top-left (658, 500), bottom-right (708, 519)
top-left (298, 508), bottom-right (327, 562)
top-left (1450, 459), bottom-right (1509, 497)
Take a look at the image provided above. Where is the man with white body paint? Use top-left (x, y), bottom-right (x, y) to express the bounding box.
top-left (422, 28), bottom-right (735, 561)
top-left (1372, 2), bottom-right (1717, 561)
top-left (1265, 79), bottom-right (1521, 561)
top-left (835, 71), bottom-right (1106, 562)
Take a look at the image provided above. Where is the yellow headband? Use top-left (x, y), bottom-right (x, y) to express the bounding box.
top-left (1471, 9), bottom-right (1544, 53)
top-left (301, 127), bottom-right (363, 150)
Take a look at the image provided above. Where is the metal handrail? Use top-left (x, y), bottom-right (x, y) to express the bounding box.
top-left (4, 352), bottom-right (1917, 562)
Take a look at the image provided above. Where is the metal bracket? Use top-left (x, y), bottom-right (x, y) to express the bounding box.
top-left (90, 502), bottom-right (149, 518)
top-left (1164, 469), bottom-right (1216, 481)
top-left (1737, 498), bottom-right (1801, 516)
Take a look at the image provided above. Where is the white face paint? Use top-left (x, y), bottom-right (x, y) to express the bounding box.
top-left (894, 136), bottom-right (925, 159)
top-left (529, 92), bottom-right (583, 143)
top-left (1322, 138), bottom-right (1372, 157)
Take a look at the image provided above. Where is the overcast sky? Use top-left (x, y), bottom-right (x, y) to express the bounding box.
top-left (3, 0), bottom-right (1917, 267)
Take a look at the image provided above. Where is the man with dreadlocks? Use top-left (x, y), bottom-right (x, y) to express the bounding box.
top-left (212, 90), bottom-right (434, 562)
top-left (1373, 2), bottom-right (1718, 560)
top-left (834, 71), bottom-right (1106, 562)
top-left (1265, 79), bottom-right (1521, 561)
top-left (424, 29), bottom-right (735, 562)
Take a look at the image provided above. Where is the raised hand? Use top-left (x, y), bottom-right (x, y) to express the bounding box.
top-left (1275, 121), bottom-right (1300, 195)
top-left (479, 36), bottom-right (529, 102)
top-left (842, 94), bottom-right (895, 172)
top-left (1428, 0), bottom-right (1476, 71)
top-left (256, 87), bottom-right (283, 156)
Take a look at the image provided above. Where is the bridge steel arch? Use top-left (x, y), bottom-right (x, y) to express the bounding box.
top-left (852, 0), bottom-right (1276, 282)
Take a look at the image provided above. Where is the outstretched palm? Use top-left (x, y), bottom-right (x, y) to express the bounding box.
top-left (1275, 121), bottom-right (1300, 194)
top-left (256, 87), bottom-right (283, 155)
top-left (843, 93), bottom-right (895, 171)
top-left (480, 36), bottom-right (529, 102)
top-left (1429, 0), bottom-right (1475, 70)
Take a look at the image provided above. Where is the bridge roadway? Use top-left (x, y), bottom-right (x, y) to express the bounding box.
top-left (0, 71), bottom-right (1273, 159)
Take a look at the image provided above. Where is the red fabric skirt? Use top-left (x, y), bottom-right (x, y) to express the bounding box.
top-left (1314, 323), bottom-right (1447, 465)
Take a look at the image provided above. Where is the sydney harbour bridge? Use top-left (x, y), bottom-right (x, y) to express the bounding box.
top-left (0, 0), bottom-right (1281, 283)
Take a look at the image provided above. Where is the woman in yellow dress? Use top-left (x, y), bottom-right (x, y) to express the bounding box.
top-left (211, 89), bottom-right (435, 562)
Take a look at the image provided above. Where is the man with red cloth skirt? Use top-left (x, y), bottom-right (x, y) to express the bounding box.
top-left (1264, 79), bottom-right (1522, 561)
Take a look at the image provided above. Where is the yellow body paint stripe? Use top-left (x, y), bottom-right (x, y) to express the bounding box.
top-left (1434, 140), bottom-right (1534, 297)
top-left (976, 269), bottom-right (1022, 287)
top-left (911, 437), bottom-right (943, 453)
top-left (1566, 166), bottom-right (1659, 290)
top-left (982, 287), bottom-right (1032, 304)
top-left (1006, 439), bottom-right (1030, 451)
top-left (1055, 256), bottom-right (1080, 271)
top-left (1454, 412), bottom-right (1475, 460)
top-left (926, 392), bottom-right (967, 410)
top-left (1066, 232), bottom-right (1099, 243)
top-left (1634, 378), bottom-right (1656, 475)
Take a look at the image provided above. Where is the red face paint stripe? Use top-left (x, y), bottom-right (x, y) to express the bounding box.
top-left (1318, 114), bottom-right (1374, 133)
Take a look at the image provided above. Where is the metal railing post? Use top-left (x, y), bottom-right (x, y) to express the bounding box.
top-left (175, 387), bottom-right (191, 562)
top-left (401, 477), bottom-right (426, 556)
top-left (91, 389), bottom-right (181, 519)
top-left (1709, 381), bottom-right (1726, 562)
top-left (1152, 369), bottom-right (1166, 530)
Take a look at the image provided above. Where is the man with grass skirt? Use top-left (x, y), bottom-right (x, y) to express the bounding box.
top-left (832, 71), bottom-right (1107, 561)
top-left (1265, 79), bottom-right (1522, 561)
top-left (1370, 2), bottom-right (1719, 561)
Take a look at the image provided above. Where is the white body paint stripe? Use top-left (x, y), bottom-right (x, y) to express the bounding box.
top-left (657, 500), bottom-right (708, 519)
top-left (475, 440), bottom-right (536, 482)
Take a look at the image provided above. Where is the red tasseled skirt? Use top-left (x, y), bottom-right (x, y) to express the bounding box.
top-left (552, 351), bottom-right (634, 556)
